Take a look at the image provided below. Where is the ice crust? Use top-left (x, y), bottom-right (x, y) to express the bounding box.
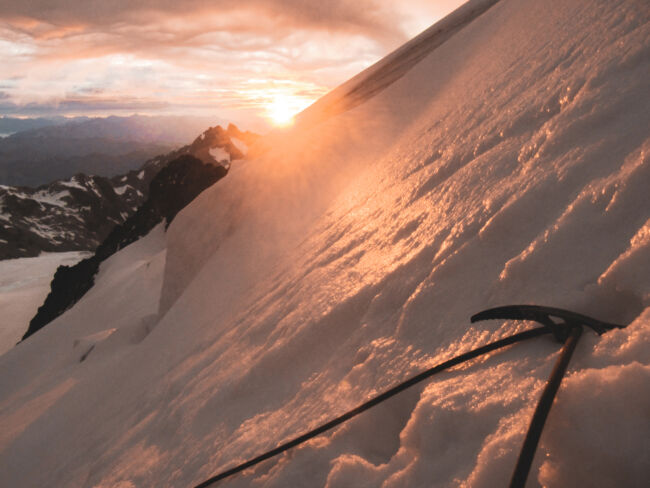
top-left (1, 0), bottom-right (649, 486)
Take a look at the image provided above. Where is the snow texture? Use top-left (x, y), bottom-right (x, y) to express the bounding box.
top-left (209, 146), bottom-right (231, 163)
top-left (1, 0), bottom-right (649, 487)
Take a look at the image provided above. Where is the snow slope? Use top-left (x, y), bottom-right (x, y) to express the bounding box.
top-left (1, 0), bottom-right (649, 487)
top-left (0, 252), bottom-right (87, 356)
top-left (0, 224), bottom-right (166, 477)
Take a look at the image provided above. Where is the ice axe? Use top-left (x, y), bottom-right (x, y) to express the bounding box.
top-left (472, 304), bottom-right (627, 488)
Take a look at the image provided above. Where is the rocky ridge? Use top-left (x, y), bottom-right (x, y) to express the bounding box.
top-left (0, 123), bottom-right (258, 260)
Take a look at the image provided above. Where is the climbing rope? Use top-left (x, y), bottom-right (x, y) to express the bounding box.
top-left (193, 305), bottom-right (626, 488)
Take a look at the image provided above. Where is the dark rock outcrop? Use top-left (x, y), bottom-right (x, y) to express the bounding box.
top-left (22, 154), bottom-right (228, 340)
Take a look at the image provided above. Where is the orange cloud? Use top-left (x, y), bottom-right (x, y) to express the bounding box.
top-left (0, 0), bottom-right (405, 44)
top-left (0, 1), bottom-right (464, 128)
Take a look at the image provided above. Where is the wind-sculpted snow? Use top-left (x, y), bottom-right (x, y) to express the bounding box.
top-left (0, 0), bottom-right (648, 487)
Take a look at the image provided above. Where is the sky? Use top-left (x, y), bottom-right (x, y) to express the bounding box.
top-left (0, 1), bottom-right (465, 130)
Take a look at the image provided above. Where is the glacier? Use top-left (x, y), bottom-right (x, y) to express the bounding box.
top-left (0, 252), bottom-right (88, 356)
top-left (0, 0), bottom-right (649, 486)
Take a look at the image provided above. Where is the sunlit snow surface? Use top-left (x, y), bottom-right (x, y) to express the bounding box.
top-left (1, 0), bottom-right (649, 486)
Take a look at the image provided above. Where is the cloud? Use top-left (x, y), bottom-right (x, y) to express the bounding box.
top-left (0, 1), bottom-right (464, 126)
top-left (0, 0), bottom-right (405, 99)
top-left (0, 0), bottom-right (406, 46)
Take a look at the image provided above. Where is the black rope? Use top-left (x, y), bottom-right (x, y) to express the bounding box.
top-left (509, 325), bottom-right (583, 488)
top-left (194, 326), bottom-right (551, 487)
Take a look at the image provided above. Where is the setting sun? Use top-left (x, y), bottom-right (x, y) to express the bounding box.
top-left (268, 95), bottom-right (295, 126)
top-left (265, 93), bottom-right (314, 127)
top-left (267, 94), bottom-right (299, 126)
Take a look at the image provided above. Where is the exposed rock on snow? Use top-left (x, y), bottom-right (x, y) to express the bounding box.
top-left (193, 124), bottom-right (259, 165)
top-left (0, 173), bottom-right (150, 260)
top-left (0, 124), bottom-right (258, 261)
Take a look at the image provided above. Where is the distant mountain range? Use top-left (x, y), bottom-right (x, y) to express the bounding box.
top-left (0, 124), bottom-right (259, 260)
top-left (0, 115), bottom-right (229, 186)
top-left (0, 116), bottom-right (80, 136)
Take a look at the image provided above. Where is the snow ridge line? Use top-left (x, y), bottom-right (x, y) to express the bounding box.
top-left (194, 326), bottom-right (550, 487)
top-left (295, 0), bottom-right (501, 128)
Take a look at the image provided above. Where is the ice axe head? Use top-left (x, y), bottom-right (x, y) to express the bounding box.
top-left (471, 305), bottom-right (628, 342)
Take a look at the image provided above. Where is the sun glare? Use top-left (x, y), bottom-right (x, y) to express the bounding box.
top-left (265, 92), bottom-right (315, 127)
top-left (267, 94), bottom-right (297, 126)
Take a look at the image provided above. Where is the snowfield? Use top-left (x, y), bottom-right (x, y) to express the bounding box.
top-left (1, 0), bottom-right (649, 487)
top-left (0, 252), bottom-right (87, 356)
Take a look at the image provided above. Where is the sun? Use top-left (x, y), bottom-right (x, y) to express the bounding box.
top-left (267, 94), bottom-right (297, 126)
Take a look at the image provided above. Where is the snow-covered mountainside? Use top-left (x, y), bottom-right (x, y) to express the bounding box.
top-left (0, 173), bottom-right (152, 260)
top-left (0, 123), bottom-right (257, 260)
top-left (1, 0), bottom-right (648, 487)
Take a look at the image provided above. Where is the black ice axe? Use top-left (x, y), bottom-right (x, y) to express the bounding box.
top-left (472, 304), bottom-right (627, 488)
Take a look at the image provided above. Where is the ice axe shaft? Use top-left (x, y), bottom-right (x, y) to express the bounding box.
top-left (509, 325), bottom-right (582, 488)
